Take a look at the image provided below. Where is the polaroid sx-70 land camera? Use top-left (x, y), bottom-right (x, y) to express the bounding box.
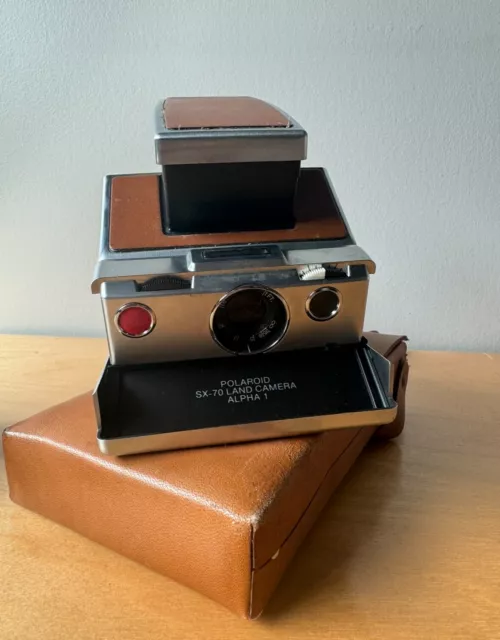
top-left (91, 97), bottom-right (397, 456)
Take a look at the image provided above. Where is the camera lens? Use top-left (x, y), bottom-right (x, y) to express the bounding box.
top-left (306, 287), bottom-right (341, 321)
top-left (210, 286), bottom-right (289, 355)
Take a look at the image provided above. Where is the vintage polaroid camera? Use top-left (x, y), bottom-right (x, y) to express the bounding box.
top-left (92, 97), bottom-right (397, 455)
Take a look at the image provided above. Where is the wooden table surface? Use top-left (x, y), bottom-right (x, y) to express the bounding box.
top-left (1, 335), bottom-right (499, 639)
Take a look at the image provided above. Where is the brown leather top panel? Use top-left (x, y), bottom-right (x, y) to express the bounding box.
top-left (163, 97), bottom-right (290, 130)
top-left (108, 170), bottom-right (347, 251)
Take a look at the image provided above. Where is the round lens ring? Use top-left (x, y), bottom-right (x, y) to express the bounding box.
top-left (306, 287), bottom-right (341, 322)
top-left (210, 285), bottom-right (289, 355)
top-left (115, 303), bottom-right (156, 338)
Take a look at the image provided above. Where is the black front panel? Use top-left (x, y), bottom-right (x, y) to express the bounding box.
top-left (97, 343), bottom-right (386, 441)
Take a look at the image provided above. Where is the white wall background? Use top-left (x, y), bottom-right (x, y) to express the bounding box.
top-left (1, 0), bottom-right (499, 350)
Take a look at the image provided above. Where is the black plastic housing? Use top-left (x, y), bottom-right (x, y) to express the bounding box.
top-left (95, 341), bottom-right (396, 455)
top-left (161, 160), bottom-right (300, 234)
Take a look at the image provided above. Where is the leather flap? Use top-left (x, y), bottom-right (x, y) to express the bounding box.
top-left (364, 331), bottom-right (409, 358)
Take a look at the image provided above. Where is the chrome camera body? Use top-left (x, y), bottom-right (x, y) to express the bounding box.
top-left (95, 242), bottom-right (374, 367)
top-left (92, 97), bottom-right (397, 456)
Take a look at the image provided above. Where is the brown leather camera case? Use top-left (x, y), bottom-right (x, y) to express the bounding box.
top-left (3, 332), bottom-right (408, 618)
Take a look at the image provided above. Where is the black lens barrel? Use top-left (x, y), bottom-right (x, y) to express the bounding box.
top-left (210, 286), bottom-right (289, 355)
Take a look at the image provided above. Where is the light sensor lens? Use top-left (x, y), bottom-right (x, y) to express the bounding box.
top-left (306, 287), bottom-right (341, 322)
top-left (115, 304), bottom-right (155, 338)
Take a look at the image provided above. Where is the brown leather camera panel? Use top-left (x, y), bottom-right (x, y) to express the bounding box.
top-left (163, 96), bottom-right (290, 129)
top-left (108, 170), bottom-right (348, 252)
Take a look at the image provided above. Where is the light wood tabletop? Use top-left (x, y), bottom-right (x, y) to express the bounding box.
top-left (1, 335), bottom-right (499, 639)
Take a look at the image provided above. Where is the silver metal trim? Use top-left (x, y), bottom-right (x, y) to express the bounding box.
top-left (187, 245), bottom-right (286, 272)
top-left (97, 402), bottom-right (398, 456)
top-left (305, 287), bottom-right (342, 322)
top-left (114, 302), bottom-right (156, 339)
top-left (321, 169), bottom-right (358, 245)
top-left (101, 273), bottom-right (368, 365)
top-left (209, 284), bottom-right (290, 355)
top-left (91, 243), bottom-right (375, 293)
top-left (92, 360), bottom-right (107, 433)
top-left (155, 132), bottom-right (307, 165)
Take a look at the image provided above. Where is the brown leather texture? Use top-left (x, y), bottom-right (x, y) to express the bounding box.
top-left (365, 332), bottom-right (409, 440)
top-left (3, 332), bottom-right (408, 618)
top-left (108, 171), bottom-right (347, 251)
top-left (251, 424), bottom-right (376, 618)
top-left (163, 97), bottom-right (290, 130)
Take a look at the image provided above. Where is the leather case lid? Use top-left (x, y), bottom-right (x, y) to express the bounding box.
top-left (3, 332), bottom-right (408, 617)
